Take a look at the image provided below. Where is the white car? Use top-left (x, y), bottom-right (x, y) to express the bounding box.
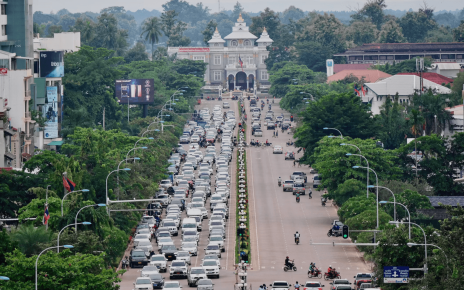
top-left (133, 277), bottom-right (154, 290)
top-left (160, 179), bottom-right (173, 189)
top-left (273, 145), bottom-right (283, 154)
top-left (270, 281), bottom-right (291, 290)
top-left (202, 254), bottom-right (221, 267)
top-left (208, 235), bottom-right (225, 252)
top-left (190, 135), bottom-right (200, 143)
top-left (201, 260), bottom-right (220, 278)
top-left (157, 237), bottom-right (174, 248)
top-left (254, 129), bottom-right (263, 137)
top-left (183, 230), bottom-right (200, 242)
top-left (169, 260), bottom-right (189, 279)
top-left (187, 267), bottom-right (208, 287)
top-left (303, 281), bottom-right (326, 290)
top-left (163, 281), bottom-right (182, 290)
top-left (180, 135), bottom-right (190, 144)
top-left (204, 244), bottom-right (221, 258)
top-left (223, 102), bottom-right (230, 109)
top-left (149, 254), bottom-right (167, 272)
top-left (182, 242), bottom-right (198, 256)
top-left (175, 250), bottom-right (192, 265)
top-left (140, 265), bottom-right (159, 277)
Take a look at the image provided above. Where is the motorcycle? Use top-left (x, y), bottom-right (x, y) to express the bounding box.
top-left (296, 196), bottom-right (300, 203)
top-left (286, 141), bottom-right (294, 146)
top-left (283, 260), bottom-right (297, 272)
top-left (327, 229), bottom-right (336, 237)
top-left (324, 270), bottom-right (341, 280)
top-left (278, 181), bottom-right (282, 187)
top-left (295, 237), bottom-right (300, 245)
top-left (307, 268), bottom-right (322, 279)
top-left (321, 198), bottom-right (326, 206)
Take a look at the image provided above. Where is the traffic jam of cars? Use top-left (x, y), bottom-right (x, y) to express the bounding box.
top-left (129, 103), bottom-right (236, 290)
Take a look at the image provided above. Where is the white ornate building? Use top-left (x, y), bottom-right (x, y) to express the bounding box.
top-left (168, 14), bottom-right (273, 94)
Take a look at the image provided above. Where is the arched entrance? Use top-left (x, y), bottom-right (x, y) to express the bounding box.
top-left (248, 74), bottom-right (255, 92)
top-left (236, 72), bottom-right (247, 91)
top-left (228, 75), bottom-right (234, 91)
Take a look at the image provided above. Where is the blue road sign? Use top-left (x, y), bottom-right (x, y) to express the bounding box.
top-left (384, 266), bottom-right (409, 283)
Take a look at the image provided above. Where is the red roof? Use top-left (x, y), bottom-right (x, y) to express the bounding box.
top-left (334, 64), bottom-right (373, 74)
top-left (397, 72), bottom-right (454, 85)
top-left (327, 69), bottom-right (391, 83)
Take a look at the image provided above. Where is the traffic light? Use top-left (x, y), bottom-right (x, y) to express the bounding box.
top-left (342, 225), bottom-right (349, 239)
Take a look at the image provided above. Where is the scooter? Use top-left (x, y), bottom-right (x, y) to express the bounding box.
top-left (295, 237), bottom-right (300, 245)
top-left (278, 180), bottom-right (282, 187)
top-left (283, 260), bottom-right (297, 272)
top-left (321, 198), bottom-right (326, 206)
top-left (307, 268), bottom-right (323, 279)
top-left (296, 196), bottom-right (300, 203)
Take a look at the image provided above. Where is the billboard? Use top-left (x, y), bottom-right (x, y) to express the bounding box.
top-left (39, 51), bottom-right (64, 78)
top-left (43, 87), bottom-right (59, 138)
top-left (115, 79), bottom-right (155, 105)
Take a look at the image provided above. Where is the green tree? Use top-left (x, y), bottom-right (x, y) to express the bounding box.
top-left (295, 93), bottom-right (379, 157)
top-left (202, 20), bottom-right (217, 45)
top-left (293, 41), bottom-right (331, 72)
top-left (397, 133), bottom-right (464, 196)
top-left (92, 13), bottom-right (120, 50)
top-left (1, 250), bottom-right (121, 289)
top-left (350, 0), bottom-right (387, 29)
top-left (250, 8), bottom-right (281, 41)
top-left (338, 194), bottom-right (377, 222)
top-left (348, 21), bottom-right (379, 46)
top-left (69, 17), bottom-right (96, 45)
top-left (281, 6), bottom-right (305, 25)
top-left (452, 71), bottom-right (464, 95)
top-left (172, 59), bottom-right (207, 76)
top-left (10, 225), bottom-right (53, 256)
top-left (399, 9), bottom-right (437, 43)
top-left (377, 19), bottom-right (406, 43)
top-left (345, 209), bottom-right (392, 241)
top-left (372, 57), bottom-right (432, 75)
top-left (376, 94), bottom-right (409, 149)
top-left (46, 25), bottom-right (63, 37)
top-left (140, 16), bottom-right (163, 57)
top-left (33, 23), bottom-right (46, 36)
top-left (408, 108), bottom-right (424, 183)
top-left (384, 189), bottom-right (433, 220)
top-left (310, 137), bottom-right (402, 200)
top-left (409, 91), bottom-right (452, 135)
top-left (161, 10), bottom-right (179, 39)
top-left (124, 42), bottom-right (149, 63)
top-left (0, 230), bottom-right (17, 265)
top-left (453, 21), bottom-right (464, 42)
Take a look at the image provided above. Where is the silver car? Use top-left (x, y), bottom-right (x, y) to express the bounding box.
top-left (197, 279), bottom-right (214, 290)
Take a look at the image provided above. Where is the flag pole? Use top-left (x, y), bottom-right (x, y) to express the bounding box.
top-left (46, 185), bottom-right (50, 230)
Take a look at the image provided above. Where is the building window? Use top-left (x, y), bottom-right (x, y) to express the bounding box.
top-left (0, 59), bottom-right (9, 69)
top-left (261, 55), bottom-right (267, 64)
top-left (214, 55), bottom-right (221, 65)
top-left (229, 56), bottom-right (236, 65)
top-left (193, 55), bottom-right (205, 62)
top-left (244, 40), bottom-right (250, 46)
top-left (214, 71), bottom-right (221, 81)
top-left (1, 4), bottom-right (6, 15)
top-left (231, 40), bottom-right (238, 47)
top-left (1, 25), bottom-right (6, 36)
top-left (364, 56), bottom-right (378, 60)
top-left (246, 56), bottom-right (253, 65)
top-left (261, 71), bottom-right (269, 80)
top-left (457, 54), bottom-right (463, 59)
top-left (214, 43), bottom-right (219, 47)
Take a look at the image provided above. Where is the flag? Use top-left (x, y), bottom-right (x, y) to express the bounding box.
top-left (63, 176), bottom-right (76, 192)
top-left (238, 55), bottom-right (243, 71)
top-left (43, 204), bottom-right (50, 225)
top-left (361, 86), bottom-right (366, 97)
top-left (354, 88), bottom-right (360, 96)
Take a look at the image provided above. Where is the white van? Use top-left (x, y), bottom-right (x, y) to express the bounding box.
top-left (313, 174), bottom-right (322, 188)
top-left (182, 218), bottom-right (198, 234)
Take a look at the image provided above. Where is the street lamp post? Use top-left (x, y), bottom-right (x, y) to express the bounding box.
top-left (75, 204), bottom-right (105, 233)
top-left (0, 276), bottom-right (9, 281)
top-left (141, 128), bottom-right (160, 137)
top-left (61, 189), bottom-right (90, 217)
top-left (117, 158), bottom-right (140, 200)
top-left (369, 185), bottom-right (396, 222)
top-left (407, 242), bottom-right (449, 276)
top-left (323, 127), bottom-right (343, 139)
top-left (134, 137), bottom-right (154, 148)
top-left (125, 147), bottom-right (148, 163)
top-left (353, 166), bottom-right (378, 229)
top-left (390, 221), bottom-right (427, 273)
top-left (36, 245), bottom-right (74, 290)
top-left (382, 201), bottom-right (411, 239)
top-left (300, 92), bottom-right (314, 101)
top-left (106, 168), bottom-right (130, 209)
top-left (346, 153), bottom-right (369, 198)
top-left (57, 222), bottom-right (91, 252)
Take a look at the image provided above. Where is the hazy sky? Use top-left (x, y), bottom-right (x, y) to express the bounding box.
top-left (34, 0), bottom-right (463, 14)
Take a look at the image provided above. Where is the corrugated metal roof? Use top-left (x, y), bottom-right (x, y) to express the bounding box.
top-left (327, 69), bottom-right (391, 83)
top-left (428, 196), bottom-right (464, 207)
top-left (364, 75), bottom-right (452, 96)
top-left (334, 64), bottom-right (373, 73)
top-left (432, 63), bottom-right (463, 70)
top-left (397, 72), bottom-right (454, 85)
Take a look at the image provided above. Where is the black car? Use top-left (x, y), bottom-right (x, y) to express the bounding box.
top-left (267, 123), bottom-right (275, 130)
top-left (130, 249), bottom-right (149, 268)
top-left (148, 273), bottom-right (165, 289)
top-left (159, 244), bottom-right (178, 261)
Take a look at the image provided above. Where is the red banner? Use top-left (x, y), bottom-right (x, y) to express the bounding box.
top-left (178, 48), bottom-right (210, 52)
top-left (0, 68), bottom-right (7, 76)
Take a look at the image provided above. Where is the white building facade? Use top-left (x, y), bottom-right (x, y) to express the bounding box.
top-left (168, 14), bottom-right (273, 93)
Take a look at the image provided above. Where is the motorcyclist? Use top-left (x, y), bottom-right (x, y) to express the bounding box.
top-left (265, 139), bottom-right (269, 146)
top-left (294, 281), bottom-right (300, 289)
top-left (309, 262), bottom-right (316, 275)
top-left (296, 193), bottom-right (300, 202)
top-left (278, 177), bottom-right (282, 186)
top-left (294, 231), bottom-right (300, 243)
top-left (332, 223), bottom-right (340, 232)
top-left (328, 265), bottom-right (333, 278)
top-left (285, 256), bottom-right (292, 268)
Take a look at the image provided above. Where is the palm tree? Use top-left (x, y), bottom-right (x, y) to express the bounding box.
top-left (140, 17), bottom-right (163, 58)
top-left (409, 109), bottom-right (424, 183)
top-left (10, 224), bottom-right (53, 256)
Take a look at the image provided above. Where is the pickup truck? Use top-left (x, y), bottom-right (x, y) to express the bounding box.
top-left (293, 182), bottom-right (305, 195)
top-left (290, 171), bottom-right (307, 183)
top-left (282, 180), bottom-right (294, 192)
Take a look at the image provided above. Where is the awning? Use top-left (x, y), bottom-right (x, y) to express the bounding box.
top-left (3, 128), bottom-right (16, 136)
top-left (4, 152), bottom-right (15, 160)
top-left (47, 140), bottom-right (64, 146)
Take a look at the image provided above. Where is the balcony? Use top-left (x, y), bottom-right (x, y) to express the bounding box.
top-left (24, 90), bottom-right (31, 101)
top-left (226, 63), bottom-right (256, 69)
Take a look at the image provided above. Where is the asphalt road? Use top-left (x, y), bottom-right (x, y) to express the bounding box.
top-left (118, 97), bottom-right (370, 290)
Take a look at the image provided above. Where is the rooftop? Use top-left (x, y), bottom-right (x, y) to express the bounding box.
top-left (364, 75), bottom-right (452, 96)
top-left (334, 64), bottom-right (373, 74)
top-left (336, 42), bottom-right (464, 55)
top-left (428, 196), bottom-right (464, 207)
top-left (224, 13), bottom-right (258, 40)
top-left (397, 72), bottom-right (454, 85)
top-left (327, 69), bottom-right (391, 83)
